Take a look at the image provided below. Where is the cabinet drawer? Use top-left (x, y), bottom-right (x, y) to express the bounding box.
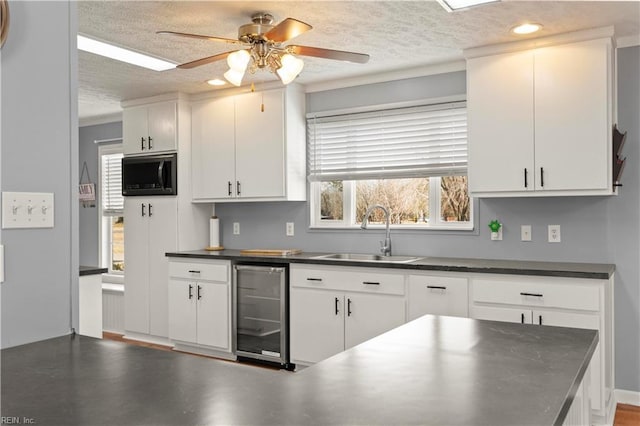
top-left (169, 261), bottom-right (229, 282)
top-left (472, 277), bottom-right (600, 311)
top-left (290, 265), bottom-right (405, 296)
top-left (408, 275), bottom-right (468, 320)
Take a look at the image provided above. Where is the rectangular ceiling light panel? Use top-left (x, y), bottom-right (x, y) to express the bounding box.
top-left (77, 34), bottom-right (176, 71)
top-left (437, 0), bottom-right (500, 12)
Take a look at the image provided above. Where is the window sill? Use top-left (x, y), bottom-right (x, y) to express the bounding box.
top-left (309, 224), bottom-right (475, 233)
top-left (102, 283), bottom-right (124, 293)
top-left (101, 273), bottom-right (124, 285)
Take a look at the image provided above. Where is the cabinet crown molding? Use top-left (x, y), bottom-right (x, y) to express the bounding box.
top-left (464, 26), bottom-right (614, 59)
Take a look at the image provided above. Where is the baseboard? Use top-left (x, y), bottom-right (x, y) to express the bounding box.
top-left (122, 331), bottom-right (172, 347)
top-left (616, 389), bottom-right (640, 406)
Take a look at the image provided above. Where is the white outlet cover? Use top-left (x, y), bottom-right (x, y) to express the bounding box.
top-left (286, 222), bottom-right (295, 236)
top-left (521, 225), bottom-right (532, 241)
top-left (233, 222), bottom-right (240, 235)
top-left (548, 225), bottom-right (561, 243)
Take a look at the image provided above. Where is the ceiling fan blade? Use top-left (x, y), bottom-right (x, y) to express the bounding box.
top-left (288, 45), bottom-right (370, 64)
top-left (157, 30), bottom-right (243, 45)
top-left (177, 51), bottom-right (233, 69)
top-left (265, 18), bottom-right (312, 43)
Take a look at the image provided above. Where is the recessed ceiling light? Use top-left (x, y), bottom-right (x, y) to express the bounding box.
top-left (207, 79), bottom-right (227, 86)
top-left (77, 34), bottom-right (176, 71)
top-left (511, 23), bottom-right (543, 35)
top-left (437, 0), bottom-right (500, 12)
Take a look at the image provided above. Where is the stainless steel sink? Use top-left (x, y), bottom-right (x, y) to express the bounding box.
top-left (312, 253), bottom-right (421, 263)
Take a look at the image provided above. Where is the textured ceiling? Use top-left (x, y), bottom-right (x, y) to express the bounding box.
top-left (78, 1), bottom-right (640, 122)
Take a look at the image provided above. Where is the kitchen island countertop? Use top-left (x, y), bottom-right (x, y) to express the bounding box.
top-left (1, 314), bottom-right (597, 425)
top-left (166, 249), bottom-right (615, 279)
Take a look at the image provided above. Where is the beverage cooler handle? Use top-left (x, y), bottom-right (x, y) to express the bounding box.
top-left (157, 161), bottom-right (165, 190)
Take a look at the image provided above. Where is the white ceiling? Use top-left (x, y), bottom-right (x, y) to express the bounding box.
top-left (78, 0), bottom-right (640, 123)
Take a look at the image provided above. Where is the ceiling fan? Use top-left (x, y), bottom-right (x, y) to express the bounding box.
top-left (158, 12), bottom-right (370, 86)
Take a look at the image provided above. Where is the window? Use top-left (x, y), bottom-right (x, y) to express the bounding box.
top-left (99, 145), bottom-right (124, 273)
top-left (308, 99), bottom-right (472, 229)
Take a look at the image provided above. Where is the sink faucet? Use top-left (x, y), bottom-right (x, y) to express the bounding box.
top-left (360, 204), bottom-right (392, 256)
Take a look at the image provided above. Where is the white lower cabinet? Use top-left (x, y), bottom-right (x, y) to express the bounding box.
top-left (470, 275), bottom-right (614, 424)
top-left (168, 260), bottom-right (232, 354)
top-left (408, 274), bottom-right (468, 320)
top-left (290, 264), bottom-right (406, 365)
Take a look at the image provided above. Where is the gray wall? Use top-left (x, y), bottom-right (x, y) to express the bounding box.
top-left (1, 1), bottom-right (78, 348)
top-left (78, 122), bottom-right (123, 267)
top-left (216, 55), bottom-right (640, 392)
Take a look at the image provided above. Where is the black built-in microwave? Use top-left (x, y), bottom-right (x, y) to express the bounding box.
top-left (122, 153), bottom-right (177, 196)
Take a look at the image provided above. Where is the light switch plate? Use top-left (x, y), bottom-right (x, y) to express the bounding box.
top-left (2, 192), bottom-right (54, 229)
top-left (521, 225), bottom-right (532, 241)
top-left (233, 222), bottom-right (240, 235)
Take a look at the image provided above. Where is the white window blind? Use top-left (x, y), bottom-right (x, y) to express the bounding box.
top-left (307, 101), bottom-right (467, 181)
top-left (101, 152), bottom-right (124, 215)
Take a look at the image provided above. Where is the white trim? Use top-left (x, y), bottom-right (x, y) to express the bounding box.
top-left (306, 94), bottom-right (466, 119)
top-left (94, 137), bottom-right (123, 145)
top-left (616, 34), bottom-right (640, 49)
top-left (464, 26), bottom-right (614, 58)
top-left (120, 92), bottom-right (188, 109)
top-left (79, 112), bottom-right (122, 127)
top-left (616, 389), bottom-right (640, 406)
top-left (304, 60), bottom-right (466, 93)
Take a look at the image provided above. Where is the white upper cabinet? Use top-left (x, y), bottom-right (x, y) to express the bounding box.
top-left (123, 101), bottom-right (177, 155)
top-left (191, 86), bottom-right (306, 202)
top-left (466, 29), bottom-right (613, 197)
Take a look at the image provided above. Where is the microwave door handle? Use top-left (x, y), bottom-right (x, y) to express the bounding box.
top-left (157, 160), bottom-right (165, 189)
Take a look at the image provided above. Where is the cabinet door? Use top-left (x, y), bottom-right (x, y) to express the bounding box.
top-left (534, 39), bottom-right (610, 192)
top-left (168, 279), bottom-right (197, 343)
top-left (147, 102), bottom-right (177, 153)
top-left (467, 51), bottom-right (535, 194)
top-left (344, 293), bottom-right (406, 350)
top-left (235, 90), bottom-right (286, 198)
top-left (533, 310), bottom-right (603, 411)
top-left (290, 289), bottom-right (344, 364)
top-left (408, 275), bottom-right (468, 320)
top-left (123, 198), bottom-right (150, 333)
top-left (471, 305), bottom-right (533, 324)
top-left (147, 197), bottom-right (177, 337)
top-left (196, 281), bottom-right (230, 350)
top-left (191, 97), bottom-right (236, 200)
top-left (123, 106), bottom-right (149, 155)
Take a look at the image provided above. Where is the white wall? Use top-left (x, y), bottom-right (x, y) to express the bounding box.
top-left (0, 1), bottom-right (78, 348)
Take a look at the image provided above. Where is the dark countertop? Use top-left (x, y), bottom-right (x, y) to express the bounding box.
top-left (1, 315), bottom-right (598, 425)
top-left (79, 265), bottom-right (108, 276)
top-left (166, 249), bottom-right (615, 279)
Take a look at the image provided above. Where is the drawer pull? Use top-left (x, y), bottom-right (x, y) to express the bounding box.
top-left (538, 315), bottom-right (543, 325)
top-left (427, 285), bottom-right (447, 290)
top-left (188, 270), bottom-right (201, 274)
top-left (520, 292), bottom-right (543, 297)
top-left (335, 297), bottom-right (339, 315)
top-left (521, 313), bottom-right (525, 324)
top-left (362, 281), bottom-right (380, 285)
top-left (307, 278), bottom-right (323, 282)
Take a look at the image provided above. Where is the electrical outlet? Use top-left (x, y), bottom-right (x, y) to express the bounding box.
top-left (548, 225), bottom-right (561, 243)
top-left (286, 222), bottom-right (295, 236)
top-left (233, 222), bottom-right (240, 235)
top-left (490, 227), bottom-right (503, 241)
top-left (521, 225), bottom-right (532, 241)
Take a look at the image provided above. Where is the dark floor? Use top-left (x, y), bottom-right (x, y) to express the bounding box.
top-left (1, 334), bottom-right (293, 426)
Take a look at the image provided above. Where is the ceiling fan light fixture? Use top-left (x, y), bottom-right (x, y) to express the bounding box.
top-left (276, 53), bottom-right (304, 85)
top-left (224, 68), bottom-right (245, 86)
top-left (511, 23), bottom-right (543, 35)
top-left (227, 49), bottom-right (251, 71)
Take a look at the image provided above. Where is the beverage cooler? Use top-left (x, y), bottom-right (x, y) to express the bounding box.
top-left (232, 264), bottom-right (292, 369)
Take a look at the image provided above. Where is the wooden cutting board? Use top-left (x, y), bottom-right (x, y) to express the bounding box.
top-left (240, 249), bottom-right (302, 256)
